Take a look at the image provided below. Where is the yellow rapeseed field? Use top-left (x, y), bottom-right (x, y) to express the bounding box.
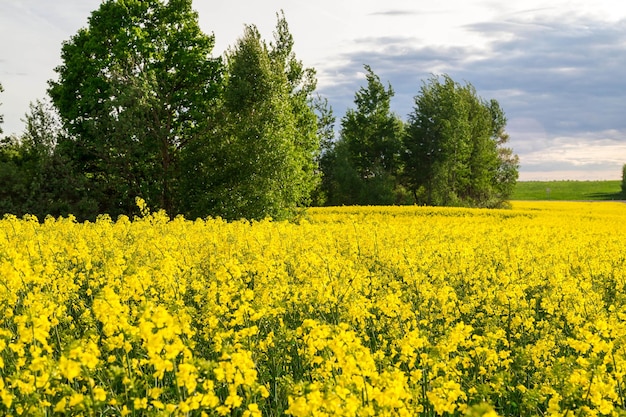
top-left (1, 200), bottom-right (625, 416)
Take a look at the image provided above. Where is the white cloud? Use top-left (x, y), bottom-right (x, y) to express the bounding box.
top-left (517, 131), bottom-right (626, 180)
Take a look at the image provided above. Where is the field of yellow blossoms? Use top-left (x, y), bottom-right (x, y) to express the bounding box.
top-left (1, 200), bottom-right (625, 416)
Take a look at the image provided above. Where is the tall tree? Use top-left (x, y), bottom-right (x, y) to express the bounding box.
top-left (268, 11), bottom-right (321, 212)
top-left (325, 66), bottom-right (405, 205)
top-left (21, 99), bottom-right (59, 156)
top-left (0, 100), bottom-right (64, 217)
top-left (21, 100), bottom-right (94, 219)
top-left (404, 75), bottom-right (518, 207)
top-left (48, 0), bottom-right (222, 218)
top-left (404, 75), bottom-right (469, 205)
top-left (182, 14), bottom-right (319, 220)
top-left (311, 95), bottom-right (336, 205)
top-left (489, 99), bottom-right (519, 201)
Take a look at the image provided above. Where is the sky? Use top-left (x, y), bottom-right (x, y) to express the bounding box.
top-left (1, 1), bottom-right (626, 181)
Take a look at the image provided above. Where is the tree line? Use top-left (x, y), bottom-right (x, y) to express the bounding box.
top-left (0, 0), bottom-right (519, 221)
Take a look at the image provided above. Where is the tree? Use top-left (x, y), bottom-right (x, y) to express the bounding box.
top-left (324, 66), bottom-right (406, 205)
top-left (318, 138), bottom-right (363, 206)
top-left (404, 75), bottom-right (471, 205)
top-left (181, 14), bottom-right (320, 220)
top-left (48, 0), bottom-right (222, 218)
top-left (311, 94), bottom-right (336, 205)
top-left (313, 95), bottom-right (336, 158)
top-left (404, 75), bottom-right (518, 207)
top-left (267, 11), bottom-right (321, 213)
top-left (0, 136), bottom-right (29, 216)
top-left (0, 100), bottom-right (64, 217)
top-left (489, 99), bottom-right (519, 202)
top-left (21, 99), bottom-right (59, 156)
top-left (21, 100), bottom-right (95, 219)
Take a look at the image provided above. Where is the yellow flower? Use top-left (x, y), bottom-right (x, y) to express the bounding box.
top-left (243, 403), bottom-right (262, 417)
top-left (177, 362), bottom-right (198, 393)
top-left (92, 386), bottom-right (107, 402)
top-left (2, 202), bottom-right (626, 416)
top-left (58, 356), bottom-right (81, 381)
top-left (68, 393), bottom-right (84, 407)
top-left (258, 385), bottom-right (270, 398)
top-left (427, 379), bottom-right (467, 415)
top-left (133, 397), bottom-right (148, 410)
top-left (54, 397), bottom-right (67, 413)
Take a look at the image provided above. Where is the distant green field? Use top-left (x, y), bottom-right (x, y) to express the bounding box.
top-left (512, 180), bottom-right (624, 201)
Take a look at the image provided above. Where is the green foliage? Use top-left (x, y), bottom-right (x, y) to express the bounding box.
top-left (404, 75), bottom-right (518, 207)
top-left (44, 5), bottom-right (319, 222)
top-left (0, 101), bottom-right (53, 217)
top-left (180, 13), bottom-right (320, 221)
top-left (310, 95), bottom-right (336, 206)
top-left (20, 99), bottom-right (59, 157)
top-left (319, 139), bottom-right (362, 205)
top-left (0, 137), bottom-right (31, 215)
top-left (48, 0), bottom-right (222, 219)
top-left (321, 66), bottom-right (407, 205)
top-left (0, 100), bottom-right (95, 219)
top-left (622, 164), bottom-right (626, 194)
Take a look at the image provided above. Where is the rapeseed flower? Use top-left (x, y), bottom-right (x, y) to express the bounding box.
top-left (1, 202), bottom-right (625, 415)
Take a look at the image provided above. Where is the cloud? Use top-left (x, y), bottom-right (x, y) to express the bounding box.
top-left (464, 17), bottom-right (626, 119)
top-left (314, 13), bottom-right (626, 179)
top-left (319, 15), bottom-right (626, 126)
top-left (369, 10), bottom-right (419, 16)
